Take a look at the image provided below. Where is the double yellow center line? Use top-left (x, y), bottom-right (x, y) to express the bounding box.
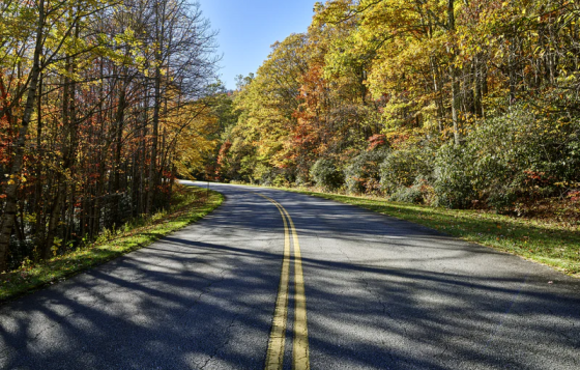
top-left (259, 194), bottom-right (309, 370)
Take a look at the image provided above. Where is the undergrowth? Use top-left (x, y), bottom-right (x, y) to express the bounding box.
top-left (0, 186), bottom-right (224, 303)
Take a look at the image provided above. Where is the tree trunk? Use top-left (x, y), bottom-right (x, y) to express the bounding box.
top-left (43, 183), bottom-right (66, 260)
top-left (449, 65), bottom-right (461, 146)
top-left (44, 22), bottom-right (80, 259)
top-left (112, 80), bottom-right (127, 225)
top-left (146, 0), bottom-right (166, 215)
top-left (447, 0), bottom-right (461, 146)
top-left (474, 55), bottom-right (483, 118)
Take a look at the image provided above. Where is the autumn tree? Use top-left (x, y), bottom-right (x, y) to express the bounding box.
top-left (0, 0), bottom-right (218, 270)
top-left (215, 0), bottom-right (580, 215)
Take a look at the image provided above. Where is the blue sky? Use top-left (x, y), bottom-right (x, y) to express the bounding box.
top-left (198, 0), bottom-right (316, 90)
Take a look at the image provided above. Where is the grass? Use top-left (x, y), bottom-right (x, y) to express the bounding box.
top-left (283, 189), bottom-right (579, 278)
top-left (0, 186), bottom-right (224, 303)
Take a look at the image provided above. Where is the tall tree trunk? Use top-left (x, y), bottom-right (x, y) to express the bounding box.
top-left (44, 21), bottom-right (80, 259)
top-left (447, 0), bottom-right (461, 146)
top-left (430, 58), bottom-right (445, 132)
top-left (146, 0), bottom-right (166, 215)
top-left (34, 71), bottom-right (44, 247)
top-left (112, 79), bottom-right (127, 225)
top-left (449, 66), bottom-right (461, 145)
top-left (474, 55), bottom-right (483, 118)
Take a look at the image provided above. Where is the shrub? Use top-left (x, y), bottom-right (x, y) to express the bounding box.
top-left (253, 163), bottom-right (276, 185)
top-left (389, 185), bottom-right (423, 204)
top-left (272, 174), bottom-right (291, 187)
top-left (310, 158), bottom-right (344, 190)
top-left (380, 147), bottom-right (433, 195)
top-left (432, 143), bottom-right (477, 209)
top-left (344, 149), bottom-right (390, 194)
top-left (433, 106), bottom-right (580, 211)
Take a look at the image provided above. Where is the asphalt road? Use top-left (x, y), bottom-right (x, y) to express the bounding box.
top-left (0, 182), bottom-right (579, 370)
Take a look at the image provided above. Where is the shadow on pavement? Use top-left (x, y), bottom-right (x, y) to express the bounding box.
top-left (0, 186), bottom-right (578, 369)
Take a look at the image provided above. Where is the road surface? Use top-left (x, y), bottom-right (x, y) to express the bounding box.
top-left (0, 182), bottom-right (578, 369)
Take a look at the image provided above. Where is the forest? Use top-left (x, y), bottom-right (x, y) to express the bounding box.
top-left (0, 0), bottom-right (219, 272)
top-left (1, 0), bottom-right (579, 275)
top-left (205, 0), bottom-right (580, 222)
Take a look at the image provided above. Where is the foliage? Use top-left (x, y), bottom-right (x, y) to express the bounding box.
top-left (0, 0), bottom-right (219, 271)
top-left (344, 149), bottom-right (390, 194)
top-left (432, 144), bottom-right (477, 209)
top-left (433, 107), bottom-right (580, 211)
top-left (172, 102), bottom-right (220, 180)
top-left (389, 185), bottom-right (424, 204)
top-left (191, 83), bottom-right (241, 181)
top-left (380, 147), bottom-right (433, 194)
top-left (310, 158), bottom-right (344, 191)
top-left (206, 0), bottom-right (580, 224)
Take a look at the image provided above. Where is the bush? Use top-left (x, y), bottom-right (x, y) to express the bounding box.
top-left (389, 185), bottom-right (424, 204)
top-left (432, 144), bottom-right (477, 209)
top-left (344, 149), bottom-right (390, 194)
top-left (433, 106), bottom-right (580, 211)
top-left (310, 158), bottom-right (344, 190)
top-left (252, 163), bottom-right (277, 185)
top-left (380, 147), bottom-right (433, 194)
top-left (272, 174), bottom-right (291, 187)
top-left (294, 170), bottom-right (311, 187)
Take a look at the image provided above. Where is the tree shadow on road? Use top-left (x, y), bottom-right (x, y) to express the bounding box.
top-left (0, 188), bottom-right (578, 369)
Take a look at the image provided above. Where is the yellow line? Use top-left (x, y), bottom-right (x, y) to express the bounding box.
top-left (281, 204), bottom-right (310, 370)
top-left (264, 198), bottom-right (291, 370)
top-left (260, 194), bottom-right (310, 370)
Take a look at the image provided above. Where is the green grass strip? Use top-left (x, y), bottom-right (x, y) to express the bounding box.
top-left (284, 189), bottom-right (580, 278)
top-left (0, 186), bottom-right (224, 303)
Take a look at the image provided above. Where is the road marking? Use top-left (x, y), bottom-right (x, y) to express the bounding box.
top-left (264, 198), bottom-right (291, 370)
top-left (260, 194), bottom-right (310, 370)
top-left (283, 205), bottom-right (310, 370)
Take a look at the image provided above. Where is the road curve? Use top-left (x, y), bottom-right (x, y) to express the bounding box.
top-left (0, 182), bottom-right (578, 370)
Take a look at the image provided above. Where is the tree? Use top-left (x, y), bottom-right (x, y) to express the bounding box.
top-left (0, 0), bottom-right (218, 271)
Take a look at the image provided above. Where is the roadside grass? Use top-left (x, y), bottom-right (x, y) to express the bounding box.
top-left (0, 186), bottom-right (224, 303)
top-left (272, 187), bottom-right (579, 278)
